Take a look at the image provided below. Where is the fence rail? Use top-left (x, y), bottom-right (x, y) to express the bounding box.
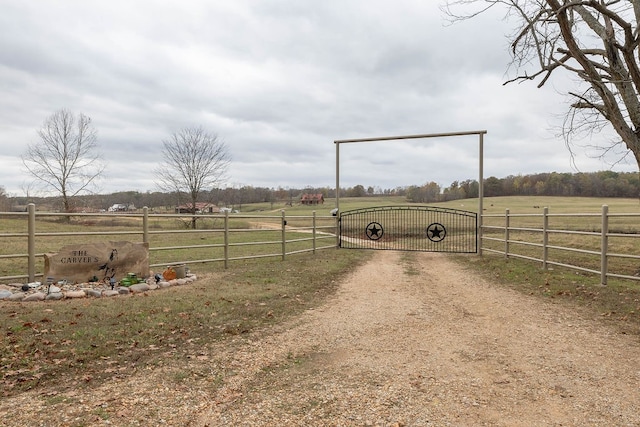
top-left (5, 203), bottom-right (640, 285)
top-left (0, 204), bottom-right (337, 282)
top-left (481, 205), bottom-right (640, 285)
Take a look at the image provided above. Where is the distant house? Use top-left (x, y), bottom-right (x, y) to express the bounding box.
top-left (175, 202), bottom-right (219, 214)
top-left (11, 205), bottom-right (29, 212)
top-left (108, 203), bottom-right (130, 212)
top-left (300, 193), bottom-right (324, 205)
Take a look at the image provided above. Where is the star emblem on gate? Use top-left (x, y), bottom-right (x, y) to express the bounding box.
top-left (365, 222), bottom-right (384, 240)
top-left (426, 223), bottom-right (446, 242)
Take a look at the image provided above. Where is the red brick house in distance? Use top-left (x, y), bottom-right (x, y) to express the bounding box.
top-left (300, 193), bottom-right (324, 205)
top-left (175, 203), bottom-right (220, 214)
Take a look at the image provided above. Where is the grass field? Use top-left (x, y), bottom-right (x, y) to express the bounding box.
top-left (263, 194), bottom-right (640, 215)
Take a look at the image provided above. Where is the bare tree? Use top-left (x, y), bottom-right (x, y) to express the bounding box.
top-left (0, 186), bottom-right (10, 212)
top-left (22, 109), bottom-right (105, 213)
top-left (443, 0), bottom-right (640, 169)
top-left (155, 127), bottom-right (230, 228)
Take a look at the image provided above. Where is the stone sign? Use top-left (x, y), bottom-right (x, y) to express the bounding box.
top-left (44, 241), bottom-right (149, 284)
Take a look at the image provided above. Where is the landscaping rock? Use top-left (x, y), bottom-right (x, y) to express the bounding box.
top-left (86, 289), bottom-right (103, 298)
top-left (6, 283), bottom-right (23, 288)
top-left (46, 292), bottom-right (64, 301)
top-left (130, 283), bottom-right (150, 293)
top-left (0, 271), bottom-right (198, 303)
top-left (24, 292), bottom-right (46, 301)
top-left (65, 290), bottom-right (86, 299)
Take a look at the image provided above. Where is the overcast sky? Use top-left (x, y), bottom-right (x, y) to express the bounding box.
top-left (1, 1), bottom-right (636, 197)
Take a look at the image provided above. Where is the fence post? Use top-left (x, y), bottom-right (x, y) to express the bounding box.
top-left (312, 210), bottom-right (317, 254)
top-left (142, 207), bottom-right (149, 244)
top-left (336, 213), bottom-right (340, 248)
top-left (542, 207), bottom-right (549, 270)
top-left (224, 210), bottom-right (229, 269)
top-left (281, 210), bottom-right (286, 261)
top-left (601, 204), bottom-right (608, 286)
top-left (504, 208), bottom-right (510, 258)
top-left (28, 203), bottom-right (36, 282)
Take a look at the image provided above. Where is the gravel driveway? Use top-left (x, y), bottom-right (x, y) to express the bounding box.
top-left (197, 250), bottom-right (640, 426)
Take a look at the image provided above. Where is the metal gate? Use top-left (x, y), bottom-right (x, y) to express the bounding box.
top-left (339, 206), bottom-right (477, 253)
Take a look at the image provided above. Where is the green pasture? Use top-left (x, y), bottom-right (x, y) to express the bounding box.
top-left (275, 194), bottom-right (640, 215)
top-left (472, 197), bottom-right (640, 280)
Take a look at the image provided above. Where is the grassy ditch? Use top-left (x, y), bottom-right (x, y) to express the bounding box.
top-left (0, 248), bottom-right (372, 397)
top-left (453, 253), bottom-right (640, 335)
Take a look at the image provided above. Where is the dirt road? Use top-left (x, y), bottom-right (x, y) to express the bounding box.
top-left (197, 250), bottom-right (640, 426)
top-left (2, 250), bottom-right (639, 426)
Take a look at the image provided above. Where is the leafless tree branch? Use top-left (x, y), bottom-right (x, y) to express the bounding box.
top-left (155, 127), bottom-right (231, 229)
top-left (22, 109), bottom-right (104, 212)
top-left (443, 0), bottom-right (640, 170)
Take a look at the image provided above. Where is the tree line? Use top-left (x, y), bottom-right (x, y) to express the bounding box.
top-left (6, 170), bottom-right (640, 212)
top-left (407, 171), bottom-right (640, 203)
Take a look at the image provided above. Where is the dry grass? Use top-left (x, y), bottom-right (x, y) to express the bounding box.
top-left (453, 252), bottom-right (640, 336)
top-left (0, 248), bottom-right (372, 397)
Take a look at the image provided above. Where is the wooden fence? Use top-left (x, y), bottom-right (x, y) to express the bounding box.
top-left (0, 204), bottom-right (337, 282)
top-left (481, 205), bottom-right (640, 285)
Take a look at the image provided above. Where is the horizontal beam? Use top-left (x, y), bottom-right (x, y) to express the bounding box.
top-left (334, 130), bottom-right (487, 144)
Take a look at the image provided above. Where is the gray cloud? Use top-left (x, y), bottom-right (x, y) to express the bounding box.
top-left (0, 1), bottom-right (635, 197)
